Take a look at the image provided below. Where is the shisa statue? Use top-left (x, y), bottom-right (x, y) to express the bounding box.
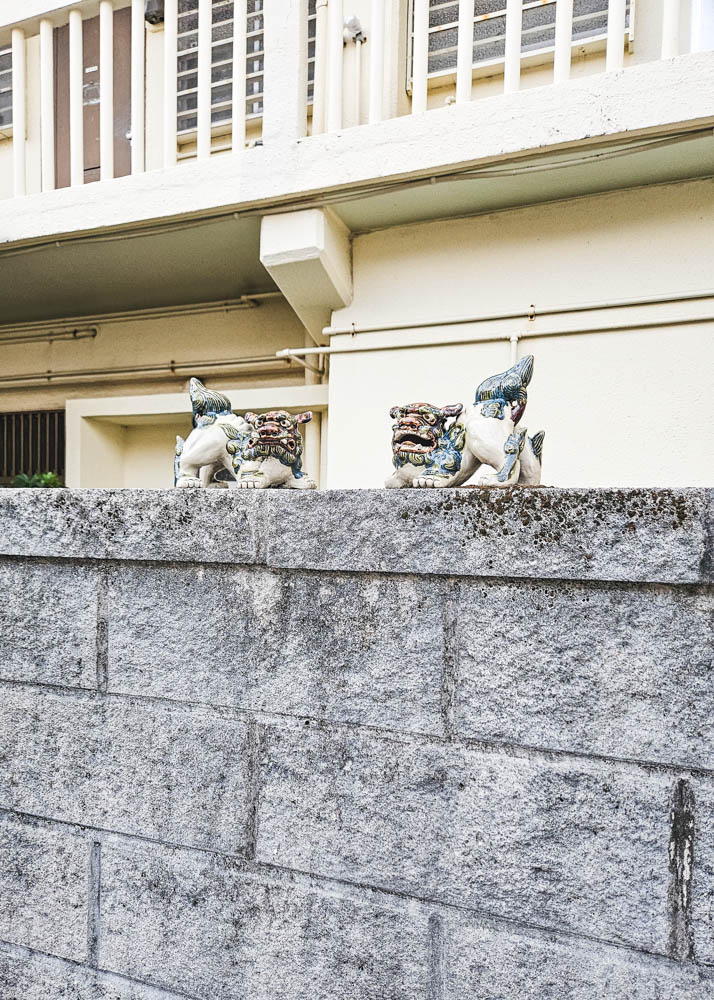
top-left (226, 410), bottom-right (316, 489)
top-left (385, 355), bottom-right (544, 489)
top-left (175, 379), bottom-right (248, 488)
top-left (174, 379), bottom-right (316, 489)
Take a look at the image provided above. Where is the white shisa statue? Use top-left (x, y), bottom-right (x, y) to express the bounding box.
top-left (385, 355), bottom-right (544, 488)
top-left (174, 378), bottom-right (316, 489)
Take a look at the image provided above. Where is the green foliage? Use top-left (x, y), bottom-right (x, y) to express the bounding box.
top-left (12, 471), bottom-right (65, 489)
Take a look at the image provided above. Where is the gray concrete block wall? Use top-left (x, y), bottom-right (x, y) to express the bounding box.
top-left (0, 488), bottom-right (712, 999)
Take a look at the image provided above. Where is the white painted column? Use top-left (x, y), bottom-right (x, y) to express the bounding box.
top-left (163, 0), bottom-right (178, 167)
top-left (606, 0), bottom-right (627, 71)
top-left (504, 0), bottom-right (522, 94)
top-left (232, 0), bottom-right (247, 150)
top-left (661, 0), bottom-right (681, 58)
top-left (456, 0), bottom-right (473, 103)
top-left (100, 0), bottom-right (115, 180)
top-left (40, 19), bottom-right (55, 192)
top-left (691, 0), bottom-right (714, 51)
top-left (326, 0), bottom-right (343, 131)
top-left (262, 0), bottom-right (308, 144)
top-left (411, 0), bottom-right (429, 114)
top-left (69, 9), bottom-right (84, 187)
top-left (130, 0), bottom-right (145, 173)
top-left (353, 35), bottom-right (363, 124)
top-left (368, 0), bottom-right (384, 123)
top-left (11, 28), bottom-right (26, 197)
top-left (553, 0), bottom-right (573, 83)
top-left (197, 0), bottom-right (212, 157)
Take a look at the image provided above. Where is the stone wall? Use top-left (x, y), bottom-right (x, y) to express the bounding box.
top-left (0, 487), bottom-right (712, 1000)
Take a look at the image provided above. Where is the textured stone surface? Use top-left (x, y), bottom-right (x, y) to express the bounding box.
top-left (443, 913), bottom-right (714, 999)
top-left (108, 565), bottom-right (445, 735)
top-left (0, 560), bottom-right (99, 689)
top-left (100, 839), bottom-right (431, 1000)
top-left (692, 783), bottom-right (714, 964)
top-left (256, 721), bottom-right (682, 953)
top-left (0, 687), bottom-right (254, 853)
top-left (454, 578), bottom-right (714, 767)
top-left (0, 816), bottom-right (88, 962)
top-left (0, 946), bottom-right (188, 1000)
top-left (0, 487), bottom-right (710, 583)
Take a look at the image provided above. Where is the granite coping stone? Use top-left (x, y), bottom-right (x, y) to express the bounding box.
top-left (0, 486), bottom-right (711, 583)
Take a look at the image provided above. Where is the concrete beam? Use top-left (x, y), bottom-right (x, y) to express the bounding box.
top-left (260, 209), bottom-right (352, 346)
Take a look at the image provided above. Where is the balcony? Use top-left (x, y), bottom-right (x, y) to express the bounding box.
top-left (0, 0), bottom-right (713, 328)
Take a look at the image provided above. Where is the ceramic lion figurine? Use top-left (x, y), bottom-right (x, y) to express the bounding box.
top-left (175, 378), bottom-right (249, 488)
top-left (228, 410), bottom-right (317, 490)
top-left (385, 355), bottom-right (544, 489)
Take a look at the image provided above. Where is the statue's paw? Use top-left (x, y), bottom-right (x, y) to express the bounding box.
top-left (475, 474), bottom-right (508, 488)
top-left (414, 475), bottom-right (451, 489)
top-left (292, 476), bottom-right (317, 490)
top-left (176, 476), bottom-right (201, 488)
top-left (236, 478), bottom-right (267, 489)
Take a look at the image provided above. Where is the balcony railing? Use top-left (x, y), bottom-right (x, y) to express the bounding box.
top-left (1, 0), bottom-right (711, 200)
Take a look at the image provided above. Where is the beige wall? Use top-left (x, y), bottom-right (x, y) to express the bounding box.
top-left (326, 176), bottom-right (714, 489)
top-left (0, 297), bottom-right (306, 412)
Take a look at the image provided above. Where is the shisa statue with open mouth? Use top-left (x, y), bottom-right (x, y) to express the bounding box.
top-left (227, 410), bottom-right (316, 490)
top-left (385, 356), bottom-right (545, 489)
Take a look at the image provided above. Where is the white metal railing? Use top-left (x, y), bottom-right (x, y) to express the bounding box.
top-left (2, 0), bottom-right (713, 199)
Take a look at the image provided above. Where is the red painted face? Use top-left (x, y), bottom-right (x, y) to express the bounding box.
top-left (389, 403), bottom-right (463, 456)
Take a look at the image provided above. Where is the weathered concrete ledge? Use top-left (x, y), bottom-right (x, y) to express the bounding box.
top-left (0, 486), bottom-right (711, 584)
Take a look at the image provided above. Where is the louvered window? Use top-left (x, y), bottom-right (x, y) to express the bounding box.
top-left (0, 411), bottom-right (65, 483)
top-left (410, 0), bottom-right (632, 81)
top-left (0, 45), bottom-right (11, 129)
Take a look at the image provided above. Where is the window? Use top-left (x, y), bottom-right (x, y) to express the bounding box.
top-left (410, 0), bottom-right (633, 83)
top-left (0, 411), bottom-right (65, 484)
top-left (176, 0), bottom-right (316, 136)
top-left (0, 45), bottom-right (11, 130)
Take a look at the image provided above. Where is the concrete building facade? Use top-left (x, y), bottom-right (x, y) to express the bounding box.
top-left (0, 0), bottom-right (713, 488)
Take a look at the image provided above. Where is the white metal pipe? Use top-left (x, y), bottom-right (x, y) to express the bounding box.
top-left (197, 0), bottom-right (212, 158)
top-left (456, 0), bottom-right (473, 103)
top-left (606, 0), bottom-right (627, 71)
top-left (163, 0), bottom-right (178, 167)
top-left (353, 37), bottom-right (362, 124)
top-left (411, 0), bottom-right (429, 114)
top-left (100, 0), bottom-right (114, 180)
top-left (326, 0), bottom-right (344, 131)
top-left (130, 0), bottom-right (145, 173)
top-left (69, 9), bottom-right (84, 186)
top-left (11, 27), bottom-right (26, 197)
top-left (232, 0), bottom-right (247, 150)
top-left (40, 19), bottom-right (55, 192)
top-left (503, 0), bottom-right (522, 93)
top-left (690, 0), bottom-right (714, 51)
top-left (553, 0), bottom-right (574, 83)
top-left (368, 0), bottom-right (384, 123)
top-left (312, 0), bottom-right (329, 134)
top-left (661, 0), bottom-right (681, 59)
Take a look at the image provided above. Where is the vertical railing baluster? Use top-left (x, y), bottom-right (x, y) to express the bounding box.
top-left (262, 0), bottom-right (307, 143)
top-left (368, 0), bottom-right (384, 123)
top-left (69, 9), bottom-right (84, 186)
top-left (40, 19), bottom-right (55, 191)
top-left (606, 0), bottom-right (627, 71)
top-left (504, 0), bottom-right (522, 94)
top-left (131, 0), bottom-right (145, 173)
top-left (197, 0), bottom-right (212, 158)
top-left (661, 0), bottom-right (681, 58)
top-left (100, 0), bottom-right (115, 179)
top-left (326, 0), bottom-right (344, 130)
top-left (456, 0), bottom-right (472, 103)
top-left (553, 0), bottom-right (573, 83)
top-left (163, 0), bottom-right (178, 167)
top-left (411, 0), bottom-right (428, 114)
top-left (11, 27), bottom-right (26, 196)
top-left (232, 0), bottom-right (247, 150)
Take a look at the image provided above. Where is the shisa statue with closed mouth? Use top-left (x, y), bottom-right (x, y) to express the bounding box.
top-left (385, 355), bottom-right (544, 489)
